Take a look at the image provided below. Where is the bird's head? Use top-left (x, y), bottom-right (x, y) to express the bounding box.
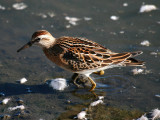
top-left (17, 30), bottom-right (56, 52)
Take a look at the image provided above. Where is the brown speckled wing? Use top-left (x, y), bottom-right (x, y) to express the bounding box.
top-left (56, 37), bottom-right (131, 71)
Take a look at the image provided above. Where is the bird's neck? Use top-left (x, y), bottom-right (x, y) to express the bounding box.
top-left (39, 37), bottom-right (56, 49)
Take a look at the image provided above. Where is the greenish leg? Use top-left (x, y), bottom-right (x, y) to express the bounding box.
top-left (72, 73), bottom-right (81, 88)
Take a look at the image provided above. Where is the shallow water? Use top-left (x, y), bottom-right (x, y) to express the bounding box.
top-left (0, 0), bottom-right (160, 119)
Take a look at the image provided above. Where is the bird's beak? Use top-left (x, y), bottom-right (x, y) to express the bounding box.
top-left (17, 41), bottom-right (33, 52)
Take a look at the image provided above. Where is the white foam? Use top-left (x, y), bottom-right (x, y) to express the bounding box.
top-left (140, 40), bottom-right (150, 46)
top-left (132, 68), bottom-right (144, 75)
top-left (65, 16), bottom-right (80, 26)
top-left (98, 96), bottom-right (104, 100)
top-left (66, 24), bottom-right (71, 28)
top-left (110, 15), bottom-right (119, 21)
top-left (137, 115), bottom-right (148, 120)
top-left (17, 77), bottom-right (27, 84)
top-left (139, 5), bottom-right (157, 13)
top-left (47, 12), bottom-right (55, 18)
top-left (0, 5), bottom-right (5, 10)
top-left (49, 78), bottom-right (68, 91)
top-left (65, 16), bottom-right (80, 22)
top-left (84, 17), bottom-right (92, 21)
top-left (152, 108), bottom-right (160, 120)
top-left (150, 52), bottom-right (158, 55)
top-left (37, 13), bottom-right (47, 18)
top-left (39, 119), bottom-right (45, 120)
top-left (8, 105), bottom-right (25, 111)
top-left (2, 98), bottom-right (10, 104)
top-left (12, 3), bottom-right (27, 10)
top-left (155, 94), bottom-right (160, 98)
top-left (77, 111), bottom-right (87, 120)
top-left (90, 99), bottom-right (103, 107)
top-left (136, 108), bottom-right (160, 120)
top-left (123, 3), bottom-right (128, 7)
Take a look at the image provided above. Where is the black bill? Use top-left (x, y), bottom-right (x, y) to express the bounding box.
top-left (17, 42), bottom-right (32, 52)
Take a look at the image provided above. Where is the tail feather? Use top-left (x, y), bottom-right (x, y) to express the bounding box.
top-left (124, 58), bottom-right (144, 66)
top-left (124, 51), bottom-right (144, 66)
top-left (130, 51), bottom-right (143, 57)
top-left (110, 51), bottom-right (144, 66)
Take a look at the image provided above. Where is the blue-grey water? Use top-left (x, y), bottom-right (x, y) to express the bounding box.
top-left (0, 0), bottom-right (160, 119)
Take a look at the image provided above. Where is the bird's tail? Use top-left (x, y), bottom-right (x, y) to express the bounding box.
top-left (124, 51), bottom-right (144, 66)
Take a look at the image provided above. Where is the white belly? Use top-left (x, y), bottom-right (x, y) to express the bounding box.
top-left (76, 64), bottom-right (122, 77)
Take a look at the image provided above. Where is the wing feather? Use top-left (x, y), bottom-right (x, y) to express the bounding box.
top-left (55, 37), bottom-right (143, 71)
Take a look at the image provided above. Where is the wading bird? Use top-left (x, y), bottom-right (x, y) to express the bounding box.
top-left (17, 30), bottom-right (144, 91)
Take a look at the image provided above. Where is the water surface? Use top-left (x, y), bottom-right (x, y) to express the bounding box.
top-left (0, 0), bottom-right (160, 119)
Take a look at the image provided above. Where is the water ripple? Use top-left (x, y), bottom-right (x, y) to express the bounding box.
top-left (94, 74), bottom-right (133, 95)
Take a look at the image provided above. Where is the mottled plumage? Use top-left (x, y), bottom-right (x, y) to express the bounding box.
top-left (17, 30), bottom-right (144, 91)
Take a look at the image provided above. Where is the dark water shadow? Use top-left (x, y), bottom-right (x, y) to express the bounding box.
top-left (0, 83), bottom-right (56, 97)
top-left (0, 82), bottom-right (102, 100)
top-left (0, 74), bottom-right (134, 99)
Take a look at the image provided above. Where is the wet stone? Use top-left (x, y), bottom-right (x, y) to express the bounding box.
top-left (0, 114), bottom-right (11, 119)
top-left (0, 92), bottom-right (5, 97)
top-left (16, 98), bottom-right (24, 105)
top-left (26, 88), bottom-right (32, 93)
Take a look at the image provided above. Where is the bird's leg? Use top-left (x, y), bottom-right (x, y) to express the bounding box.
top-left (88, 76), bottom-right (96, 91)
top-left (93, 70), bottom-right (104, 75)
top-left (71, 73), bottom-right (81, 88)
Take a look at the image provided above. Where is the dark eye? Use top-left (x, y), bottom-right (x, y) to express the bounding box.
top-left (36, 38), bottom-right (41, 42)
